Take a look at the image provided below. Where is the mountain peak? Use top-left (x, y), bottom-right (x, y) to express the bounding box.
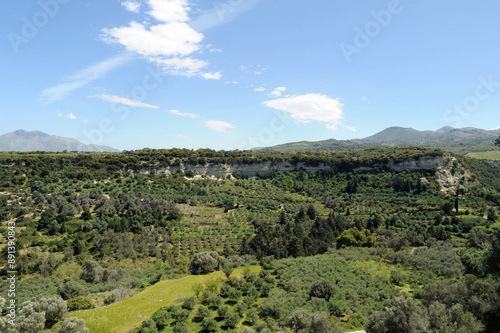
top-left (435, 126), bottom-right (455, 133)
top-left (13, 129), bottom-right (50, 137)
top-left (0, 130), bottom-right (119, 152)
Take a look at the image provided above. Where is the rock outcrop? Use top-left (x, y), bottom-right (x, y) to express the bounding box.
top-left (129, 155), bottom-right (445, 178)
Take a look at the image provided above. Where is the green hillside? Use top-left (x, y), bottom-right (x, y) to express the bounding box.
top-left (0, 148), bottom-right (499, 332)
top-left (73, 267), bottom-right (260, 333)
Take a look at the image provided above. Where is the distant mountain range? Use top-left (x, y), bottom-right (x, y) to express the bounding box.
top-left (0, 130), bottom-right (119, 152)
top-left (262, 126), bottom-right (500, 154)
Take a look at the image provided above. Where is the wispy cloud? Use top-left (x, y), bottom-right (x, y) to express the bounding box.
top-left (92, 94), bottom-right (160, 109)
top-left (344, 125), bottom-right (356, 132)
top-left (67, 113), bottom-right (77, 119)
top-left (152, 57), bottom-right (207, 77)
top-left (170, 109), bottom-right (200, 118)
top-left (40, 54), bottom-right (133, 104)
top-left (121, 0), bottom-right (141, 13)
top-left (240, 64), bottom-right (267, 75)
top-left (254, 87), bottom-right (265, 92)
top-left (205, 120), bottom-right (235, 133)
top-left (263, 93), bottom-right (345, 130)
top-left (201, 72), bottom-right (222, 80)
top-left (190, 0), bottom-right (262, 32)
top-left (56, 110), bottom-right (63, 117)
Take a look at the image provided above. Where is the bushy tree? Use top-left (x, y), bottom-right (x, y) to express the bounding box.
top-left (188, 251), bottom-right (225, 275)
top-left (222, 263), bottom-right (234, 279)
top-left (59, 317), bottom-right (90, 333)
top-left (137, 319), bottom-right (158, 333)
top-left (365, 295), bottom-right (429, 333)
top-left (309, 279), bottom-right (336, 302)
top-left (309, 312), bottom-right (333, 333)
top-left (80, 260), bottom-right (104, 283)
top-left (0, 317), bottom-right (13, 333)
top-left (35, 296), bottom-right (67, 327)
top-left (217, 305), bottom-right (230, 319)
top-left (174, 308), bottom-right (190, 323)
top-left (182, 297), bottom-right (196, 310)
top-left (152, 310), bottom-right (171, 330)
top-left (224, 312), bottom-right (240, 329)
top-left (287, 310), bottom-right (332, 333)
top-left (16, 301), bottom-right (46, 333)
top-left (201, 317), bottom-right (218, 332)
top-left (485, 229), bottom-right (500, 275)
top-left (288, 309), bottom-right (312, 332)
top-left (172, 322), bottom-right (188, 333)
top-left (57, 278), bottom-right (84, 300)
top-left (195, 305), bottom-right (211, 321)
top-left (427, 302), bottom-right (483, 333)
top-left (192, 283), bottom-right (204, 298)
top-left (246, 308), bottom-right (259, 325)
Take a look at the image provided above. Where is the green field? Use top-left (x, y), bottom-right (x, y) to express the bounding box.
top-left (72, 266), bottom-right (260, 333)
top-left (468, 150), bottom-right (500, 160)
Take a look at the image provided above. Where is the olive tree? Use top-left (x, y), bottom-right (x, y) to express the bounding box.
top-left (365, 295), bottom-right (429, 333)
top-left (16, 301), bottom-right (45, 333)
top-left (188, 251), bottom-right (225, 275)
top-left (59, 317), bottom-right (90, 333)
top-left (35, 296), bottom-right (68, 327)
top-left (287, 310), bottom-right (333, 333)
top-left (309, 279), bottom-right (336, 302)
top-left (80, 260), bottom-right (104, 283)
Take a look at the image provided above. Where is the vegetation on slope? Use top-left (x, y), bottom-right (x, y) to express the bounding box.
top-left (0, 147), bottom-right (498, 332)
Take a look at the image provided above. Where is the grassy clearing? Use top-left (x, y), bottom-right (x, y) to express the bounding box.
top-left (72, 266), bottom-right (260, 333)
top-left (468, 150), bottom-right (500, 161)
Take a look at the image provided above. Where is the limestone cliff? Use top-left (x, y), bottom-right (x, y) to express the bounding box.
top-left (128, 155), bottom-right (445, 178)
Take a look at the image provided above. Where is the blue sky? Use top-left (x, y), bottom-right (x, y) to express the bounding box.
top-left (2, 0), bottom-right (500, 150)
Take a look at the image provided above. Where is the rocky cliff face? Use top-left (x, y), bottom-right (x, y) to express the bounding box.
top-left (129, 155), bottom-right (445, 178)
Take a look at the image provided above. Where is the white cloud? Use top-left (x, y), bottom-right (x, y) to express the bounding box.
top-left (263, 93), bottom-right (344, 130)
top-left (102, 21), bottom-right (203, 58)
top-left (83, 119), bottom-right (88, 123)
top-left (92, 94), bottom-right (160, 109)
top-left (270, 87), bottom-right (286, 97)
top-left (67, 113), bottom-right (77, 119)
top-left (121, 0), bottom-right (141, 13)
top-left (170, 109), bottom-right (200, 118)
top-left (201, 72), bottom-right (222, 80)
top-left (205, 120), bottom-right (235, 133)
top-left (40, 54), bottom-right (133, 103)
top-left (101, 0), bottom-right (211, 78)
top-left (56, 110), bottom-right (63, 117)
top-left (254, 87), bottom-right (265, 92)
top-left (209, 48), bottom-right (222, 53)
top-left (344, 125), bottom-right (356, 132)
top-left (148, 0), bottom-right (190, 22)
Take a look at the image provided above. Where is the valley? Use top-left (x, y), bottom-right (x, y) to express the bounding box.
top-left (0, 147), bottom-right (498, 332)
